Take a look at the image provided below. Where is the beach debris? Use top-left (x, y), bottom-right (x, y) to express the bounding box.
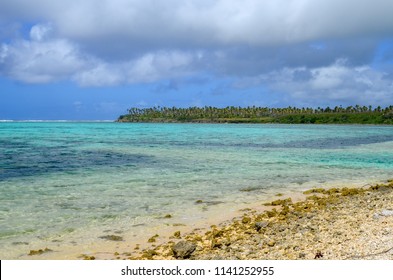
top-left (254, 221), bottom-right (269, 232)
top-left (148, 234), bottom-right (159, 243)
top-left (114, 181), bottom-right (393, 260)
top-left (380, 209), bottom-right (393, 217)
top-left (242, 216), bottom-right (251, 224)
top-left (314, 250), bottom-right (323, 259)
top-left (99, 235), bottom-right (124, 241)
top-left (141, 249), bottom-right (158, 259)
top-left (266, 209), bottom-right (278, 217)
top-left (373, 209), bottom-right (393, 219)
top-left (173, 231), bottom-right (181, 239)
top-left (173, 223), bottom-right (186, 226)
top-left (204, 201), bottom-right (224, 206)
top-left (265, 198), bottom-right (292, 206)
top-left (80, 254), bottom-right (96, 260)
top-left (240, 187), bottom-right (261, 192)
top-left (28, 248), bottom-right (52, 256)
top-left (266, 239), bottom-right (276, 247)
top-left (12, 241), bottom-right (29, 245)
top-left (340, 187), bottom-right (363, 196)
top-left (298, 252), bottom-right (306, 259)
top-left (172, 241), bottom-right (196, 259)
top-left (303, 188), bottom-right (326, 195)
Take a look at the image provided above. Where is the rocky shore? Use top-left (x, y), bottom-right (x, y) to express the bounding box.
top-left (115, 180), bottom-right (393, 260)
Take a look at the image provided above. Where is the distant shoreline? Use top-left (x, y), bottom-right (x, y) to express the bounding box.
top-left (117, 119), bottom-right (393, 125)
top-left (117, 105), bottom-right (393, 125)
top-left (0, 120), bottom-right (115, 123)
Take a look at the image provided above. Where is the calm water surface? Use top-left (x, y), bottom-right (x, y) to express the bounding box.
top-left (1, 122), bottom-right (393, 258)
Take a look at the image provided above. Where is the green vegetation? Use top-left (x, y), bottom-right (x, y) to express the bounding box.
top-left (118, 105), bottom-right (393, 124)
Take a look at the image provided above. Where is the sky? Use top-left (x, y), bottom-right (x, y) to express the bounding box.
top-left (1, 0), bottom-right (393, 120)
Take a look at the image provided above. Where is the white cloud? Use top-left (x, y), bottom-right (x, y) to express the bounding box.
top-left (126, 51), bottom-right (195, 83)
top-left (248, 60), bottom-right (393, 106)
top-left (0, 23), bottom-right (199, 86)
top-left (0, 34), bottom-right (87, 83)
top-left (73, 62), bottom-right (124, 87)
top-left (73, 51), bottom-right (197, 87)
top-left (0, 44), bottom-right (9, 63)
top-left (310, 59), bottom-right (350, 90)
top-left (29, 23), bottom-right (53, 41)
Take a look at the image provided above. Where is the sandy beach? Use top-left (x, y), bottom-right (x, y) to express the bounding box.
top-left (22, 179), bottom-right (393, 260)
top-left (91, 180), bottom-right (393, 261)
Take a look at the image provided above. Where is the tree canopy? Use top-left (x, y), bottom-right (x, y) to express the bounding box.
top-left (118, 105), bottom-right (393, 124)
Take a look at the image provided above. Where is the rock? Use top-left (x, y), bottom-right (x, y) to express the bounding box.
top-left (314, 250), bottom-right (323, 259)
top-left (141, 249), bottom-right (158, 259)
top-left (148, 234), bottom-right (159, 243)
top-left (380, 209), bottom-right (393, 217)
top-left (211, 239), bottom-right (222, 249)
top-left (254, 222), bottom-right (269, 231)
top-left (242, 216), bottom-right (251, 224)
top-left (99, 235), bottom-right (123, 241)
top-left (172, 241), bottom-right (197, 259)
top-left (298, 252), bottom-right (306, 259)
top-left (28, 248), bottom-right (52, 256)
top-left (173, 231), bottom-right (181, 239)
top-left (266, 239), bottom-right (276, 247)
top-left (211, 255), bottom-right (226, 260)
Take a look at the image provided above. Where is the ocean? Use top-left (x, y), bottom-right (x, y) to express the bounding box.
top-left (1, 122), bottom-right (393, 259)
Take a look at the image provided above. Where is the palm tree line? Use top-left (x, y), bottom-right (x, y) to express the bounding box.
top-left (119, 105), bottom-right (393, 123)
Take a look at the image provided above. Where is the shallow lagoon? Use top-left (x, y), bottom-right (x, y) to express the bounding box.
top-left (1, 122), bottom-right (393, 258)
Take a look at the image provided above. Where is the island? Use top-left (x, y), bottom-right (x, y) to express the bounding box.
top-left (118, 105), bottom-right (393, 124)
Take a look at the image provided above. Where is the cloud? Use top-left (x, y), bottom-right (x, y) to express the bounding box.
top-left (2, 1), bottom-right (393, 47)
top-left (0, 25), bottom-right (88, 83)
top-left (2, 1), bottom-right (393, 63)
top-left (0, 23), bottom-right (200, 86)
top-left (0, 40), bottom-right (84, 83)
top-left (0, 44), bottom-right (8, 63)
top-left (241, 59), bottom-right (393, 106)
top-left (29, 23), bottom-right (53, 42)
top-left (73, 51), bottom-right (197, 87)
top-left (1, 0), bottom-right (393, 106)
top-left (310, 59), bottom-right (350, 90)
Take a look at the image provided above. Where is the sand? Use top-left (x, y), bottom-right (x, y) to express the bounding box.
top-left (118, 180), bottom-right (393, 260)
top-left (26, 180), bottom-right (393, 260)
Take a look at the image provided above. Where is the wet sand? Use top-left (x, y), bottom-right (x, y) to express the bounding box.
top-left (24, 180), bottom-right (393, 260)
top-left (124, 180), bottom-right (393, 260)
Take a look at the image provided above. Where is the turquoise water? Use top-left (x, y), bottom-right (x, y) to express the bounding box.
top-left (1, 122), bottom-right (393, 259)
